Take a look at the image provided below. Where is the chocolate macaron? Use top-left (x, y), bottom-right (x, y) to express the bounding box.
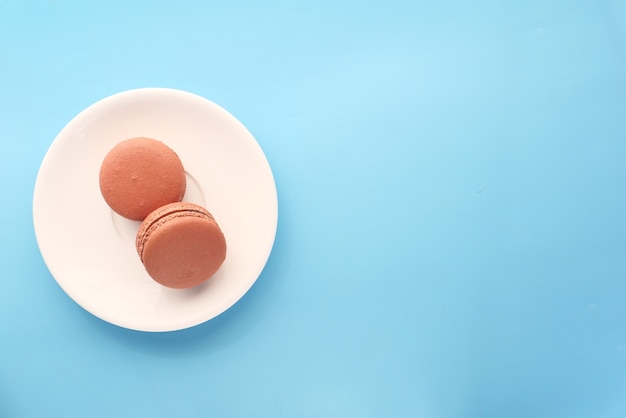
top-left (136, 202), bottom-right (227, 289)
top-left (99, 137), bottom-right (186, 221)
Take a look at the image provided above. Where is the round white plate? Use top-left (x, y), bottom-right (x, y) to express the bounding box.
top-left (33, 88), bottom-right (278, 332)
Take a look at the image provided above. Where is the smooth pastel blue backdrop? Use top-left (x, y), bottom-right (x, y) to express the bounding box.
top-left (2, 1), bottom-right (626, 417)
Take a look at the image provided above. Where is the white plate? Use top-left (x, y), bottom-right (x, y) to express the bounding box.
top-left (33, 88), bottom-right (278, 332)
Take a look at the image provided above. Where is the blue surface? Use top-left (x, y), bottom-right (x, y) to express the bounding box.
top-left (2, 0), bottom-right (626, 417)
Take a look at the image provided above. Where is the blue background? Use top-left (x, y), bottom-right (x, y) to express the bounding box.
top-left (2, 1), bottom-right (626, 417)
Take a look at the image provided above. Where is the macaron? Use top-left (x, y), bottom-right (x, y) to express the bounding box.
top-left (136, 202), bottom-right (227, 289)
top-left (99, 137), bottom-right (186, 221)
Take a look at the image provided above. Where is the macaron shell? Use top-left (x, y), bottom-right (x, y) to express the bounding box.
top-left (137, 203), bottom-right (226, 289)
top-left (99, 137), bottom-right (186, 221)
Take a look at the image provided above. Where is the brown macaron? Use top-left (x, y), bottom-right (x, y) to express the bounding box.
top-left (99, 137), bottom-right (186, 221)
top-left (136, 202), bottom-right (227, 289)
